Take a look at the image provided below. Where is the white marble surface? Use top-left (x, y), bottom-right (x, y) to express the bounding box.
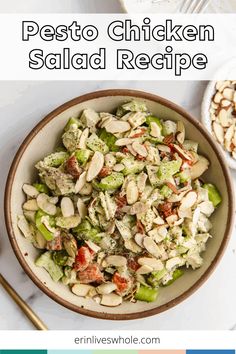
top-left (0, 80), bottom-right (236, 330)
top-left (0, 0), bottom-right (123, 13)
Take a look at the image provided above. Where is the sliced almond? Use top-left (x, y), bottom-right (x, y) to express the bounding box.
top-left (86, 151), bottom-right (104, 182)
top-left (192, 207), bottom-right (201, 225)
top-left (212, 121), bottom-right (224, 144)
top-left (218, 108), bottom-right (231, 127)
top-left (138, 257), bottom-right (164, 270)
top-left (173, 144), bottom-right (191, 161)
top-left (157, 144), bottom-right (171, 153)
top-left (105, 255), bottom-right (127, 267)
top-left (179, 191), bottom-right (197, 210)
top-left (61, 197), bottom-right (74, 218)
top-left (105, 120), bottom-right (131, 134)
top-left (220, 99), bottom-right (232, 109)
top-left (134, 233), bottom-right (145, 247)
top-left (150, 122), bottom-right (162, 138)
top-left (165, 214), bottom-right (178, 226)
top-left (23, 199), bottom-right (39, 211)
top-left (136, 265), bottom-right (153, 274)
top-left (77, 198), bottom-right (87, 218)
top-left (75, 171), bottom-right (87, 194)
top-left (72, 284), bottom-right (94, 297)
top-left (22, 184), bottom-right (39, 198)
top-left (223, 87), bottom-right (234, 101)
top-left (132, 141), bottom-right (147, 157)
top-left (190, 156), bottom-right (209, 180)
top-left (124, 239), bottom-right (142, 253)
top-left (18, 215), bottom-right (34, 241)
top-left (96, 282), bottom-right (117, 295)
top-left (213, 92), bottom-right (223, 104)
top-left (166, 257), bottom-right (182, 271)
top-left (143, 236), bottom-right (161, 258)
top-left (233, 91), bottom-right (236, 103)
top-left (127, 144), bottom-right (137, 156)
top-left (78, 128), bottom-right (89, 149)
top-left (85, 240), bottom-right (101, 253)
top-left (216, 80), bottom-right (230, 93)
top-left (176, 121), bottom-right (185, 144)
top-left (101, 293), bottom-right (122, 307)
top-left (137, 172), bottom-right (147, 193)
top-left (115, 138), bottom-right (134, 146)
top-left (36, 194), bottom-right (56, 215)
top-left (225, 124), bottom-right (234, 145)
top-left (126, 180), bottom-right (139, 205)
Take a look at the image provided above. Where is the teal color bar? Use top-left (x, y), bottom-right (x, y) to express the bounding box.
top-left (0, 351), bottom-right (47, 354)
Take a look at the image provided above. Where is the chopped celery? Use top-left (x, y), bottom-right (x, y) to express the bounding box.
top-left (86, 133), bottom-right (109, 154)
top-left (74, 149), bottom-right (91, 166)
top-left (160, 185), bottom-right (173, 198)
top-left (158, 160), bottom-right (182, 180)
top-left (146, 115), bottom-right (162, 130)
top-left (64, 117), bottom-right (82, 131)
top-left (121, 158), bottom-right (145, 175)
top-left (176, 169), bottom-right (191, 183)
top-left (53, 250), bottom-right (69, 266)
top-left (35, 251), bottom-right (63, 282)
top-left (97, 128), bottom-right (118, 152)
top-left (203, 183), bottom-right (222, 207)
top-left (35, 210), bottom-right (54, 241)
top-left (43, 152), bottom-right (69, 167)
top-left (73, 219), bottom-right (102, 243)
top-left (97, 172), bottom-right (124, 190)
top-left (33, 183), bottom-right (49, 194)
top-left (134, 285), bottom-right (158, 302)
top-left (147, 269), bottom-right (167, 287)
top-left (163, 269), bottom-right (184, 286)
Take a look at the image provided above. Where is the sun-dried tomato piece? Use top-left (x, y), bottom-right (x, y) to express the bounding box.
top-left (128, 258), bottom-right (139, 272)
top-left (158, 202), bottom-right (173, 218)
top-left (98, 166), bottom-right (112, 178)
top-left (65, 156), bottom-right (81, 178)
top-left (112, 272), bottom-right (129, 295)
top-left (78, 263), bottom-right (104, 284)
top-left (136, 219), bottom-right (145, 234)
top-left (74, 246), bottom-right (92, 272)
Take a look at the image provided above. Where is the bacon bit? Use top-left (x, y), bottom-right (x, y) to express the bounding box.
top-left (78, 263), bottom-right (104, 284)
top-left (230, 143), bottom-right (235, 150)
top-left (115, 194), bottom-right (127, 209)
top-left (74, 246), bottom-right (92, 272)
top-left (136, 219), bottom-right (145, 234)
top-left (163, 133), bottom-right (175, 145)
top-left (46, 236), bottom-right (62, 251)
top-left (65, 156), bottom-right (81, 178)
top-left (122, 147), bottom-right (129, 154)
top-left (232, 110), bottom-right (236, 118)
top-left (158, 202), bottom-right (173, 218)
top-left (112, 272), bottom-right (129, 295)
top-left (130, 128), bottom-right (146, 138)
top-left (166, 182), bottom-right (179, 194)
top-left (135, 154), bottom-right (145, 161)
top-left (98, 166), bottom-right (112, 178)
top-left (128, 258), bottom-right (139, 272)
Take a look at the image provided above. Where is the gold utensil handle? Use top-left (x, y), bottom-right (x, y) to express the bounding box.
top-left (0, 273), bottom-right (48, 330)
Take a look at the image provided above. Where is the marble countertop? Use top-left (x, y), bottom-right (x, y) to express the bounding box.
top-left (0, 80), bottom-right (235, 330)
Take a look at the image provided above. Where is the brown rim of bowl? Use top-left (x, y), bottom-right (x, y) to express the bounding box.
top-left (4, 89), bottom-right (235, 321)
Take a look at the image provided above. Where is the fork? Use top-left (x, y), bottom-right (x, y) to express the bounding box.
top-left (180, 0), bottom-right (211, 13)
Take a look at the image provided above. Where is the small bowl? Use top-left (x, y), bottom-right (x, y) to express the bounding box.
top-left (201, 59), bottom-right (236, 169)
top-left (5, 89), bottom-right (234, 320)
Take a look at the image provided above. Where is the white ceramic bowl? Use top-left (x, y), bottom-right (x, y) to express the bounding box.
top-left (201, 59), bottom-right (236, 170)
top-left (5, 89), bottom-right (234, 320)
